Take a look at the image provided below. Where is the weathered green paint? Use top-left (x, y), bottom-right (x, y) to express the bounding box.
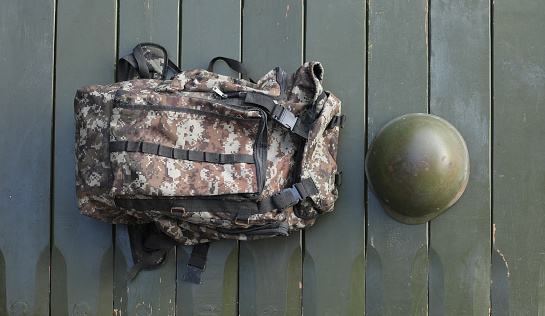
top-left (492, 0), bottom-right (545, 315)
top-left (52, 0), bottom-right (117, 315)
top-left (113, 1), bottom-right (180, 315)
top-left (180, 0), bottom-right (241, 73)
top-left (0, 1), bottom-right (54, 315)
top-left (113, 225), bottom-right (177, 316)
top-left (3, 0), bottom-right (545, 314)
top-left (303, 0), bottom-right (366, 314)
top-left (429, 0), bottom-right (491, 314)
top-left (239, 1), bottom-right (304, 314)
top-left (366, 0), bottom-right (429, 314)
top-left (177, 1), bottom-right (240, 314)
top-left (118, 0), bottom-right (180, 59)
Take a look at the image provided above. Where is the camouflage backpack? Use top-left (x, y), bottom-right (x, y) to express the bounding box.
top-left (74, 43), bottom-right (345, 283)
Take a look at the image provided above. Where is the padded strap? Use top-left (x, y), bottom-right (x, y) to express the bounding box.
top-left (207, 57), bottom-right (255, 83)
top-left (124, 224), bottom-right (179, 281)
top-left (110, 141), bottom-right (255, 164)
top-left (117, 42), bottom-right (181, 82)
top-left (132, 43), bottom-right (151, 79)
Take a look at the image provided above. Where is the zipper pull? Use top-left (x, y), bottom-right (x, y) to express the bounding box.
top-left (213, 86), bottom-right (228, 98)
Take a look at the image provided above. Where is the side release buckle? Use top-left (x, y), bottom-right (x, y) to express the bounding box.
top-left (273, 107), bottom-right (298, 131)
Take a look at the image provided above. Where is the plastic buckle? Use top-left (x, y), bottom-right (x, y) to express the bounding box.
top-left (183, 265), bottom-right (204, 284)
top-left (274, 107), bottom-right (298, 131)
top-left (278, 185), bottom-right (302, 201)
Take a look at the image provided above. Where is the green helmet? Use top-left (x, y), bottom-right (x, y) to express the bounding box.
top-left (365, 113), bottom-right (470, 224)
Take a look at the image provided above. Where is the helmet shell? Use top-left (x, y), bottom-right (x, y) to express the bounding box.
top-left (365, 113), bottom-right (470, 224)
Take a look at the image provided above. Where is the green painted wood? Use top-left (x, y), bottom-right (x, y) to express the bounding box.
top-left (113, 1), bottom-right (179, 315)
top-left (366, 0), bottom-right (429, 314)
top-left (177, 1), bottom-right (240, 314)
top-left (492, 1), bottom-right (545, 315)
top-left (239, 1), bottom-right (304, 314)
top-left (52, 1), bottom-right (118, 315)
top-left (303, 0), bottom-right (366, 315)
top-left (180, 0), bottom-right (241, 72)
top-left (114, 225), bottom-right (177, 316)
top-left (117, 0), bottom-right (180, 64)
top-left (0, 1), bottom-right (54, 315)
top-left (428, 0), bottom-right (491, 314)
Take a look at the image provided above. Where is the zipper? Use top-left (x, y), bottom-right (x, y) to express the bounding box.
top-left (113, 103), bottom-right (260, 123)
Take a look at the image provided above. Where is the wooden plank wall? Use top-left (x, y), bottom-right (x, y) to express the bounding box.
top-left (0, 0), bottom-right (544, 315)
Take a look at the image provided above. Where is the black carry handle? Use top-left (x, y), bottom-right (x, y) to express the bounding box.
top-left (207, 56), bottom-right (255, 83)
top-left (117, 42), bottom-right (181, 82)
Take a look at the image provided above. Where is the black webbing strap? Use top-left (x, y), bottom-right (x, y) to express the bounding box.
top-left (327, 114), bottom-right (347, 129)
top-left (115, 197), bottom-right (263, 215)
top-left (264, 178), bottom-right (319, 212)
top-left (124, 248), bottom-right (171, 281)
top-left (124, 224), bottom-right (179, 281)
top-left (244, 92), bottom-right (310, 139)
top-left (110, 141), bottom-right (255, 164)
top-left (207, 57), bottom-right (255, 83)
top-left (168, 59), bottom-right (182, 76)
top-left (335, 171), bottom-right (343, 187)
top-left (183, 243), bottom-right (210, 284)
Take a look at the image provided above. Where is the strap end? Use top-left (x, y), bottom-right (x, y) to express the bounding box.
top-left (183, 265), bottom-right (204, 284)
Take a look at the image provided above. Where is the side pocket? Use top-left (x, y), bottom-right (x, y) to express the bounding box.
top-left (300, 92), bottom-right (342, 213)
top-left (74, 85), bottom-right (135, 224)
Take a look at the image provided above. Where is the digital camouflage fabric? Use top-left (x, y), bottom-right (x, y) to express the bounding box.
top-left (74, 58), bottom-right (343, 272)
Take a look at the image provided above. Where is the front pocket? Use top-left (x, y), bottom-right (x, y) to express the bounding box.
top-left (109, 94), bottom-right (267, 198)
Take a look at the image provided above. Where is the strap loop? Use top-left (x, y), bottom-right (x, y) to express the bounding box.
top-left (207, 57), bottom-right (255, 83)
top-left (110, 141), bottom-right (254, 164)
top-left (271, 178), bottom-right (318, 211)
top-left (327, 114), bottom-right (346, 129)
top-left (244, 92), bottom-right (309, 139)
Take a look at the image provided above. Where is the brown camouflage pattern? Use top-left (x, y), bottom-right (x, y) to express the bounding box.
top-left (74, 61), bottom-right (341, 244)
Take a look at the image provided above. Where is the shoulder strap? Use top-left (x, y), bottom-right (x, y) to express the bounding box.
top-left (117, 42), bottom-right (181, 82)
top-left (124, 223), bottom-right (179, 281)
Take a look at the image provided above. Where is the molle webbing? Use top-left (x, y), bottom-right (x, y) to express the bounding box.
top-left (109, 140), bottom-right (255, 164)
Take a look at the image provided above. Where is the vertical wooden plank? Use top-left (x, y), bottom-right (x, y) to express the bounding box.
top-left (117, 0), bottom-right (180, 61)
top-left (304, 0), bottom-right (366, 315)
top-left (0, 1), bottom-right (54, 315)
top-left (177, 0), bottom-right (240, 314)
top-left (53, 0), bottom-right (118, 315)
top-left (366, 0), bottom-right (429, 314)
top-left (428, 0), bottom-right (491, 314)
top-left (113, 1), bottom-right (179, 315)
top-left (239, 1), bottom-right (304, 314)
top-left (492, 1), bottom-right (545, 315)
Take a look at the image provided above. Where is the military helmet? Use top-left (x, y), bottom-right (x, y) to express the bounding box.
top-left (365, 113), bottom-right (469, 224)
